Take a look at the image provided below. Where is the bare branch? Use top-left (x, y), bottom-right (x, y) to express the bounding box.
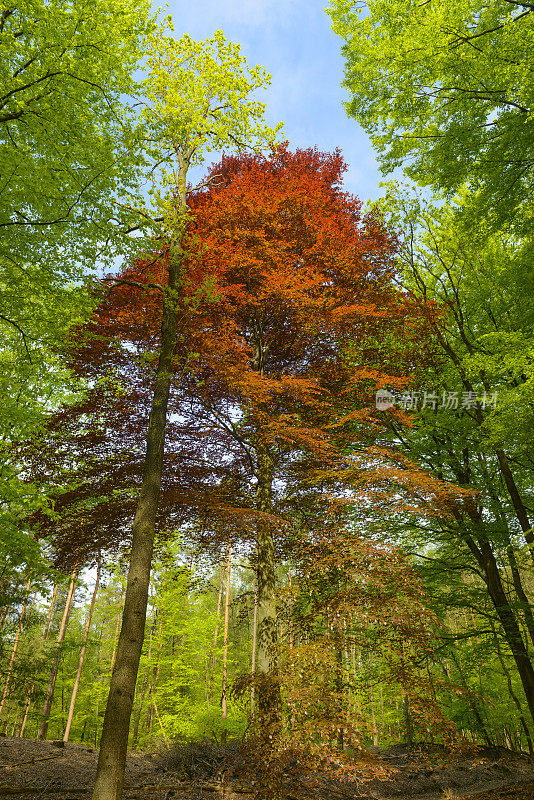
top-left (0, 314), bottom-right (33, 363)
top-left (101, 277), bottom-right (165, 294)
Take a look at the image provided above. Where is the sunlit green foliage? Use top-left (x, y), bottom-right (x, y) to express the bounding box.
top-left (328, 0), bottom-right (534, 227)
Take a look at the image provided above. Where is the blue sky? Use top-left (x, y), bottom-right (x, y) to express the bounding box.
top-left (164, 0), bottom-right (381, 203)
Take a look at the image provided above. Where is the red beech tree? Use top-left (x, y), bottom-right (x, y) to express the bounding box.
top-left (174, 145), bottom-right (421, 724)
top-left (137, 144), bottom-right (453, 736)
top-left (25, 146), bottom-right (462, 778)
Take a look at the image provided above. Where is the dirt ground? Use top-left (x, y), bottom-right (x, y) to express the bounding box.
top-left (0, 736), bottom-right (533, 800)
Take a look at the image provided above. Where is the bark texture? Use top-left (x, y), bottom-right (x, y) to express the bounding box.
top-left (495, 448), bottom-right (534, 564)
top-left (92, 180), bottom-right (186, 800)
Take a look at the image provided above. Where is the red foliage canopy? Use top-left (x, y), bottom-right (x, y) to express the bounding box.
top-left (27, 145), bottom-right (448, 567)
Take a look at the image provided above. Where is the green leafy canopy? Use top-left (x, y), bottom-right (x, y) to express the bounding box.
top-left (328, 0), bottom-right (534, 227)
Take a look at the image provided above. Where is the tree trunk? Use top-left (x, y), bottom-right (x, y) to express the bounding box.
top-left (254, 441), bottom-right (280, 727)
top-left (464, 526), bottom-right (534, 726)
top-left (403, 694), bottom-right (413, 749)
top-left (38, 570), bottom-right (77, 739)
top-left (432, 327), bottom-right (534, 568)
top-left (335, 639), bottom-right (345, 750)
top-left (351, 644), bottom-right (360, 722)
top-left (288, 561), bottom-right (294, 653)
top-left (0, 579), bottom-right (31, 719)
top-left (92, 175), bottom-right (186, 800)
top-left (369, 680), bottom-right (378, 747)
top-left (448, 644), bottom-right (493, 746)
top-left (221, 538), bottom-right (232, 740)
top-left (17, 585), bottom-right (59, 738)
top-left (494, 449), bottom-right (534, 569)
top-left (491, 622), bottom-right (534, 756)
top-left (109, 589), bottom-right (124, 674)
top-left (207, 568), bottom-right (225, 714)
top-left (506, 542), bottom-right (534, 651)
top-left (477, 453), bottom-right (534, 649)
top-left (131, 610), bottom-right (156, 750)
top-left (251, 570), bottom-right (258, 719)
top-left (43, 584), bottom-right (60, 638)
top-left (146, 614), bottom-right (163, 744)
top-left (64, 559), bottom-right (101, 742)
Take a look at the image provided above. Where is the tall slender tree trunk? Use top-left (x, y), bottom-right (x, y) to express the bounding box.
top-left (477, 453), bottom-right (534, 649)
top-left (506, 542), bottom-right (534, 651)
top-left (220, 539), bottom-right (232, 742)
top-left (463, 522), bottom-right (534, 726)
top-left (43, 584), bottom-right (60, 638)
top-left (207, 568), bottom-right (225, 714)
top-left (379, 680), bottom-right (385, 731)
top-left (16, 584), bottom-right (59, 738)
top-left (0, 580), bottom-right (32, 719)
top-left (131, 609), bottom-right (156, 750)
top-left (369, 680), bottom-right (378, 747)
top-left (288, 561), bottom-right (294, 653)
top-left (491, 622), bottom-right (534, 756)
top-left (146, 613), bottom-right (163, 743)
top-left (448, 645), bottom-right (493, 746)
top-left (109, 588), bottom-right (124, 674)
top-left (38, 570), bottom-right (77, 739)
top-left (251, 570), bottom-right (258, 719)
top-left (335, 637), bottom-right (345, 750)
top-left (350, 644), bottom-right (359, 722)
top-left (254, 441), bottom-right (280, 728)
top-left (494, 449), bottom-right (534, 569)
top-left (92, 169), bottom-right (187, 800)
top-left (287, 562), bottom-right (296, 731)
top-left (402, 694), bottom-right (413, 749)
top-left (64, 559), bottom-right (101, 742)
top-left (17, 687), bottom-right (32, 739)
top-left (433, 332), bottom-right (534, 568)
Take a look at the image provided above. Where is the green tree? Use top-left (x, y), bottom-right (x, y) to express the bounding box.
top-left (373, 185), bottom-right (534, 734)
top-left (0, 0), bottom-right (156, 575)
top-left (328, 0), bottom-right (534, 227)
top-left (1, 0), bottom-right (155, 272)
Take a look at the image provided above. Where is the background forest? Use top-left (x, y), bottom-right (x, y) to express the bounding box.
top-left (1, 1), bottom-right (534, 799)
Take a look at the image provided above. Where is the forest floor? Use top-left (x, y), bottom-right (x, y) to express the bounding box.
top-left (0, 736), bottom-right (533, 800)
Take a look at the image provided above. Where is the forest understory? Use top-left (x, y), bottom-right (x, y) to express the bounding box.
top-left (1, 737), bottom-right (534, 800)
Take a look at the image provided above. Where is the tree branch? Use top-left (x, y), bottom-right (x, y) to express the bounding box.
top-left (0, 314), bottom-right (33, 362)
